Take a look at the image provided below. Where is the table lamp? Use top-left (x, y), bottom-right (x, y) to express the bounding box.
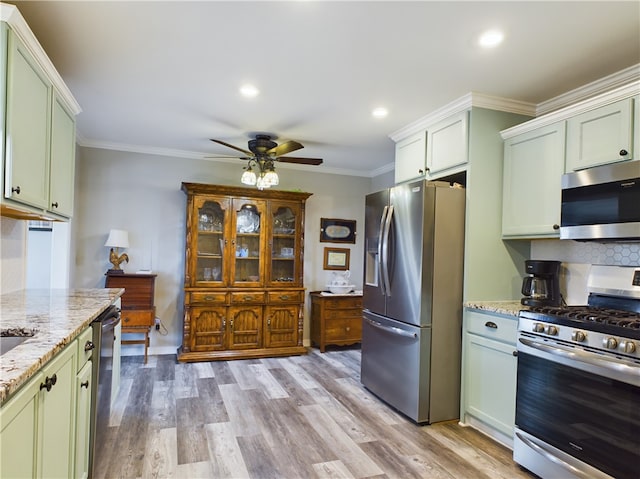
top-left (105, 229), bottom-right (129, 274)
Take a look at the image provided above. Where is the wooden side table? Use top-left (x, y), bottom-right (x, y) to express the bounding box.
top-left (310, 291), bottom-right (363, 352)
top-left (105, 272), bottom-right (157, 363)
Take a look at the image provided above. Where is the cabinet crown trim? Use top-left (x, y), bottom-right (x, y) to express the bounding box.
top-left (501, 79), bottom-right (640, 139)
top-left (389, 92), bottom-right (536, 142)
top-left (1, 3), bottom-right (81, 115)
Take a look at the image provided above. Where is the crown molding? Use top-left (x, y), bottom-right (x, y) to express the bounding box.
top-left (1, 2), bottom-right (81, 115)
top-left (537, 64), bottom-right (640, 116)
top-left (501, 79), bottom-right (640, 139)
top-left (389, 92), bottom-right (536, 142)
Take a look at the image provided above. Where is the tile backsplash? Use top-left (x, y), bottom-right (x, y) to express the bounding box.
top-left (531, 240), bottom-right (640, 266)
top-left (531, 239), bottom-right (639, 305)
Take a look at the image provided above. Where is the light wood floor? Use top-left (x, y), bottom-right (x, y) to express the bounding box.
top-left (94, 346), bottom-right (536, 479)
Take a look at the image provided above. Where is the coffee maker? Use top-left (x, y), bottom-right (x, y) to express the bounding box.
top-left (521, 260), bottom-right (562, 307)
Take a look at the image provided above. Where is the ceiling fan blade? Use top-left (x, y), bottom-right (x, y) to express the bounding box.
top-left (267, 140), bottom-right (303, 157)
top-left (276, 156), bottom-right (323, 166)
top-left (210, 139), bottom-right (252, 156)
top-left (204, 155), bottom-right (251, 160)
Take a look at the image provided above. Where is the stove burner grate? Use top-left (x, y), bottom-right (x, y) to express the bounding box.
top-left (527, 305), bottom-right (640, 330)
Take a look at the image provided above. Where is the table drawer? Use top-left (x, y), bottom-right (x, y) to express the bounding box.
top-left (465, 309), bottom-right (517, 344)
top-left (76, 327), bottom-right (94, 371)
top-left (268, 291), bottom-right (303, 303)
top-left (191, 292), bottom-right (227, 304)
top-left (325, 297), bottom-right (363, 309)
top-left (324, 308), bottom-right (362, 320)
top-left (121, 309), bottom-right (155, 328)
top-left (230, 292), bottom-right (265, 304)
top-left (325, 318), bottom-right (362, 341)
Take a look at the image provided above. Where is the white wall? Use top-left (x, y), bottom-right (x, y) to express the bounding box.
top-left (0, 217), bottom-right (26, 293)
top-left (72, 146), bottom-right (372, 354)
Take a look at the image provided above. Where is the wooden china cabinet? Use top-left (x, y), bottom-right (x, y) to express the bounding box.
top-left (177, 183), bottom-right (312, 362)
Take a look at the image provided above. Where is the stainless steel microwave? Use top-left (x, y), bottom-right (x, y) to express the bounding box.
top-left (560, 160), bottom-right (640, 241)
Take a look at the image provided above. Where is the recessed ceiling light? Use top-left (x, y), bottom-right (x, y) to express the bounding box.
top-left (239, 84), bottom-right (259, 98)
top-left (478, 29), bottom-right (504, 48)
top-left (372, 107), bottom-right (388, 119)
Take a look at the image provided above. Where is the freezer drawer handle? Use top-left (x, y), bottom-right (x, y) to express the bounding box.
top-left (365, 317), bottom-right (417, 339)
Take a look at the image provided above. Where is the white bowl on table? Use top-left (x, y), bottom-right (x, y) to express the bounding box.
top-left (327, 284), bottom-right (355, 294)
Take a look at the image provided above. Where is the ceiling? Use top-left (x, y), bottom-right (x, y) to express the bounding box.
top-left (7, 1), bottom-right (640, 177)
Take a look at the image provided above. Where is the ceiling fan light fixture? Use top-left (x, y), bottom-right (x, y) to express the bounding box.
top-left (263, 168), bottom-right (279, 187)
top-left (241, 166), bottom-right (257, 186)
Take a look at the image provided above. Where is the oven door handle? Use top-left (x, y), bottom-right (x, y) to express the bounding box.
top-left (514, 432), bottom-right (606, 479)
top-left (518, 337), bottom-right (640, 387)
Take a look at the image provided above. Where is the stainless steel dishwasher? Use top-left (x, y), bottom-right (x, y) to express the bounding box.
top-left (89, 305), bottom-right (120, 477)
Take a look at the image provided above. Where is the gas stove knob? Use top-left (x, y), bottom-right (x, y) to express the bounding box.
top-left (571, 330), bottom-right (586, 342)
top-left (621, 341), bottom-right (636, 354)
top-left (532, 323), bottom-right (545, 333)
top-left (603, 337), bottom-right (618, 350)
top-left (544, 325), bottom-right (558, 336)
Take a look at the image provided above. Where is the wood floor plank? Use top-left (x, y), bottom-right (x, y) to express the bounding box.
top-left (248, 362), bottom-right (289, 399)
top-left (312, 460), bottom-right (357, 479)
top-left (174, 362), bottom-right (199, 398)
top-left (191, 360), bottom-right (216, 379)
top-left (204, 422), bottom-right (252, 478)
top-left (108, 377), bottom-right (133, 427)
top-left (195, 376), bottom-right (229, 423)
top-left (300, 403), bottom-right (385, 478)
top-left (265, 367), bottom-right (318, 406)
top-left (175, 423), bottom-right (210, 465)
top-left (140, 426), bottom-right (178, 478)
top-left (218, 383), bottom-right (262, 436)
top-left (269, 356), bottom-right (321, 390)
top-left (174, 460), bottom-right (215, 478)
top-left (236, 433), bottom-right (283, 479)
top-left (148, 379), bottom-right (176, 429)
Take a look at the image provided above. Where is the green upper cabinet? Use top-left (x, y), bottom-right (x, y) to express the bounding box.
top-left (49, 94), bottom-right (76, 217)
top-left (426, 110), bottom-right (469, 177)
top-left (4, 28), bottom-right (51, 210)
top-left (394, 131), bottom-right (426, 184)
top-left (502, 121), bottom-right (566, 238)
top-left (565, 98), bottom-right (635, 172)
top-left (1, 7), bottom-right (80, 221)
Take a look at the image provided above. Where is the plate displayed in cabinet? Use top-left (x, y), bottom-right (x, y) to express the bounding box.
top-left (236, 209), bottom-right (260, 233)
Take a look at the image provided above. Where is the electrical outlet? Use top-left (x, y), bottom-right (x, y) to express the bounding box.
top-left (155, 318), bottom-right (161, 330)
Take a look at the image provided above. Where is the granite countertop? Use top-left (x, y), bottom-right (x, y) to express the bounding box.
top-left (464, 300), bottom-right (528, 317)
top-left (0, 288), bottom-right (123, 405)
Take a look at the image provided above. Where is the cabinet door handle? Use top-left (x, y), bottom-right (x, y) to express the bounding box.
top-left (230, 319), bottom-right (234, 331)
top-left (81, 380), bottom-right (90, 389)
top-left (485, 321), bottom-right (498, 329)
top-left (40, 374), bottom-right (57, 392)
top-left (11, 186), bottom-right (20, 194)
top-left (204, 295), bottom-right (215, 301)
top-left (243, 296), bottom-right (253, 301)
top-left (279, 295), bottom-right (290, 300)
top-left (51, 202), bottom-right (59, 208)
top-left (552, 224), bottom-right (560, 230)
top-left (418, 169), bottom-right (424, 175)
top-left (222, 319), bottom-right (226, 331)
top-left (84, 340), bottom-right (95, 352)
top-left (620, 149), bottom-right (628, 156)
top-left (267, 318), bottom-right (271, 329)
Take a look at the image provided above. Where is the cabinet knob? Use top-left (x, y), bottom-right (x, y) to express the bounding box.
top-left (345, 326), bottom-right (351, 332)
top-left (512, 350), bottom-right (518, 357)
top-left (485, 321), bottom-right (498, 329)
top-left (11, 186), bottom-right (20, 194)
top-left (620, 149), bottom-right (629, 156)
top-left (51, 202), bottom-right (59, 208)
top-left (40, 374), bottom-right (57, 392)
top-left (279, 295), bottom-right (290, 300)
top-left (124, 317), bottom-right (130, 322)
top-left (204, 295), bottom-right (215, 301)
top-left (418, 169), bottom-right (424, 175)
top-left (552, 224), bottom-right (560, 230)
top-left (84, 340), bottom-right (95, 352)
top-left (81, 380), bottom-right (90, 389)
top-left (243, 296), bottom-right (253, 301)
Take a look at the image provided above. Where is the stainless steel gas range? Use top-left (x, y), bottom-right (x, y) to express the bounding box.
top-left (514, 265), bottom-right (640, 479)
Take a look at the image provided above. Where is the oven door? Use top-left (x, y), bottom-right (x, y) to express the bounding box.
top-left (514, 334), bottom-right (640, 479)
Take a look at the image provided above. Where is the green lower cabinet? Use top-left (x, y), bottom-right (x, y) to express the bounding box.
top-left (0, 371), bottom-right (42, 478)
top-left (75, 360), bottom-right (93, 479)
top-left (0, 327), bottom-right (94, 478)
top-left (461, 309), bottom-right (518, 447)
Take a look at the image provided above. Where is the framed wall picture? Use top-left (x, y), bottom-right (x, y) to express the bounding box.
top-left (323, 247), bottom-right (350, 270)
top-left (320, 218), bottom-right (356, 243)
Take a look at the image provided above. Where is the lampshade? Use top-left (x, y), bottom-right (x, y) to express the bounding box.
top-left (104, 229), bottom-right (129, 249)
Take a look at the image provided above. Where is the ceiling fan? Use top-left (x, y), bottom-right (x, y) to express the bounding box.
top-left (210, 134), bottom-right (323, 165)
top-left (209, 134), bottom-right (323, 190)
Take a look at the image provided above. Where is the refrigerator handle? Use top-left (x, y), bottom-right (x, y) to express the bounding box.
top-left (364, 317), bottom-right (417, 339)
top-left (381, 205), bottom-right (393, 295)
top-left (377, 206), bottom-right (388, 295)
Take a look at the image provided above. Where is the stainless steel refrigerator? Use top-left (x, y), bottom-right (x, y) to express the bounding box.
top-left (361, 180), bottom-right (465, 424)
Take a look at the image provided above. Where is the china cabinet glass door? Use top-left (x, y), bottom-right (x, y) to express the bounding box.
top-left (232, 199), bottom-right (266, 285)
top-left (270, 202), bottom-right (301, 286)
top-left (195, 197), bottom-right (228, 285)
